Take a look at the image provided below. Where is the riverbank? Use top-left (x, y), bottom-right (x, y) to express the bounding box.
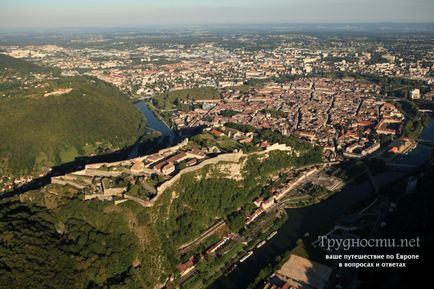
top-left (283, 189), bottom-right (337, 209)
top-left (250, 153), bottom-right (433, 289)
top-left (144, 100), bottom-right (174, 130)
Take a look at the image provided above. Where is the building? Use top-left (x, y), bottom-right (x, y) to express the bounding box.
top-left (246, 207), bottom-right (265, 225)
top-left (361, 142), bottom-right (380, 156)
top-left (259, 140), bottom-right (271, 148)
top-left (375, 118), bottom-right (401, 136)
top-left (186, 148), bottom-right (206, 159)
top-left (161, 163), bottom-right (175, 175)
top-left (261, 197), bottom-right (275, 210)
top-left (176, 256), bottom-right (197, 277)
top-left (411, 88), bottom-right (421, 99)
top-left (209, 129), bottom-right (224, 137)
top-left (388, 138), bottom-right (412, 154)
top-left (298, 131), bottom-right (317, 142)
top-left (153, 151), bottom-right (188, 173)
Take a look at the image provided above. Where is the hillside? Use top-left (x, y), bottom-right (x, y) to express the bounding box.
top-left (0, 141), bottom-right (321, 289)
top-left (0, 53), bottom-right (60, 99)
top-left (0, 53), bottom-right (55, 74)
top-left (0, 57), bottom-right (145, 178)
top-left (0, 186), bottom-right (168, 289)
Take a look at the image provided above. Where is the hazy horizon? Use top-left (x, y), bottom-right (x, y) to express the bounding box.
top-left (1, 0), bottom-right (433, 30)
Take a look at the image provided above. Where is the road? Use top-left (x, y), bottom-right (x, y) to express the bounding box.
top-left (178, 220), bottom-right (226, 253)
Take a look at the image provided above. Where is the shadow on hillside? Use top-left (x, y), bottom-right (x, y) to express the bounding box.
top-left (1, 133), bottom-right (184, 200)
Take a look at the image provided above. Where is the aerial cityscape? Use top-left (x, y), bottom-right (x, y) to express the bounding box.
top-left (0, 1), bottom-right (433, 289)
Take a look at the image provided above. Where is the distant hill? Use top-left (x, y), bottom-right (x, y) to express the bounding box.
top-left (0, 56), bottom-right (145, 178)
top-left (0, 53), bottom-right (55, 74)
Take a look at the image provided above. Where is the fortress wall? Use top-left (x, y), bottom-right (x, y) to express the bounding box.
top-left (153, 151), bottom-right (244, 201)
top-left (124, 194), bottom-right (154, 207)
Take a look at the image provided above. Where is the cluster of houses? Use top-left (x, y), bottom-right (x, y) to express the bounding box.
top-left (336, 101), bottom-right (405, 159)
top-left (207, 126), bottom-right (255, 144)
top-left (176, 165), bottom-right (323, 279)
top-left (166, 78), bottom-right (410, 164)
top-left (246, 167), bottom-right (320, 225)
top-left (176, 233), bottom-right (241, 277)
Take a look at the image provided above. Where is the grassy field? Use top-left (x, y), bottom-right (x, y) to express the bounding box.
top-left (153, 87), bottom-right (220, 109)
top-left (189, 132), bottom-right (242, 152)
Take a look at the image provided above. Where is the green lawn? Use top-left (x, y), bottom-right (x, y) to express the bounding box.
top-left (154, 87), bottom-right (220, 109)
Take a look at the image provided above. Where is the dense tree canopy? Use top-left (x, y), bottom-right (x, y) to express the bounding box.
top-left (0, 188), bottom-right (169, 289)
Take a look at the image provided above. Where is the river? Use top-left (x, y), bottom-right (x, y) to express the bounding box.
top-left (127, 101), bottom-right (179, 159)
top-left (134, 101), bottom-right (179, 145)
top-left (208, 117), bottom-right (434, 289)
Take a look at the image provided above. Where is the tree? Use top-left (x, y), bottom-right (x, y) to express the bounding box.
top-left (227, 211), bottom-right (246, 232)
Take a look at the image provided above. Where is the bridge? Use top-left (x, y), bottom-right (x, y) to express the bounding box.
top-left (419, 109), bottom-right (433, 113)
top-left (386, 162), bottom-right (418, 173)
top-left (131, 95), bottom-right (153, 103)
top-left (418, 138), bottom-right (434, 146)
top-left (367, 170), bottom-right (379, 194)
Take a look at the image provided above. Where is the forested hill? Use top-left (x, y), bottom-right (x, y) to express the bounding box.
top-left (0, 187), bottom-right (167, 289)
top-left (0, 55), bottom-right (145, 179)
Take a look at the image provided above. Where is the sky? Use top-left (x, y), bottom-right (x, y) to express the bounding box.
top-left (0, 0), bottom-right (433, 29)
